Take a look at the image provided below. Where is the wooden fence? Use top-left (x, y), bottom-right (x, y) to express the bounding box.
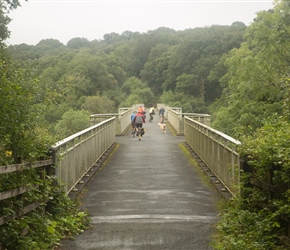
top-left (0, 160), bottom-right (53, 249)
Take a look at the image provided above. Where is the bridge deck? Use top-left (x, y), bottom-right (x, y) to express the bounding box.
top-left (60, 115), bottom-right (220, 250)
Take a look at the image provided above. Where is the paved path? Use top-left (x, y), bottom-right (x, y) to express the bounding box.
top-left (60, 115), bottom-right (220, 250)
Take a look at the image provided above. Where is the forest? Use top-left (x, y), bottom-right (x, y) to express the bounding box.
top-left (1, 0), bottom-right (290, 249)
top-left (6, 22), bottom-right (248, 141)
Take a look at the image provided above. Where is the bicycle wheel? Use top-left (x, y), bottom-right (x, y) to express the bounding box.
top-left (132, 127), bottom-right (136, 137)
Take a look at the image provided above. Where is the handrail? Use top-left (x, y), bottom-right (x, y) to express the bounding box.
top-left (184, 116), bottom-right (241, 196)
top-left (90, 104), bottom-right (143, 135)
top-left (157, 103), bottom-right (211, 134)
top-left (50, 117), bottom-right (116, 193)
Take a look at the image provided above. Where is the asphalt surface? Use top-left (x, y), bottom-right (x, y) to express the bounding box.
top-left (59, 115), bottom-right (220, 250)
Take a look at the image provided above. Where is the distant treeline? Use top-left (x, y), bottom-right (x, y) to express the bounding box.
top-left (7, 23), bottom-right (246, 136)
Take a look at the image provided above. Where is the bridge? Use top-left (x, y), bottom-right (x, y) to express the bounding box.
top-left (50, 104), bottom-right (240, 199)
top-left (2, 104), bottom-right (287, 249)
top-left (50, 104), bottom-right (240, 249)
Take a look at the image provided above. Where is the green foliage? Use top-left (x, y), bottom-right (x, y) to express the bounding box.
top-left (240, 116), bottom-right (290, 187)
top-left (0, 173), bottom-right (91, 250)
top-left (1, 4), bottom-right (256, 249)
top-left (181, 103), bottom-right (193, 113)
top-left (2, 0), bottom-right (23, 11)
top-left (120, 77), bottom-right (154, 106)
top-left (140, 44), bottom-right (175, 96)
top-left (3, 1), bottom-right (290, 249)
top-left (211, 4), bottom-right (290, 243)
top-left (8, 18), bottom-right (248, 117)
top-left (67, 37), bottom-right (90, 49)
top-left (44, 103), bottom-right (70, 125)
top-left (0, 0), bottom-right (24, 42)
top-left (0, 75), bottom-right (90, 247)
top-left (63, 54), bottom-right (118, 96)
top-left (213, 115), bottom-right (290, 250)
top-left (34, 39), bottom-right (66, 56)
top-left (161, 25), bottom-right (245, 102)
top-left (54, 109), bottom-right (90, 138)
top-left (82, 95), bottom-right (115, 114)
top-left (0, 3), bottom-right (11, 42)
top-left (211, 1), bottom-right (289, 138)
top-left (213, 199), bottom-right (286, 250)
top-left (175, 73), bottom-right (196, 95)
top-left (7, 43), bottom-right (36, 60)
top-left (0, 49), bottom-right (54, 163)
top-left (160, 91), bottom-right (209, 113)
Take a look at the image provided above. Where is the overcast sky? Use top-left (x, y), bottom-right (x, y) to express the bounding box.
top-left (7, 0), bottom-right (275, 46)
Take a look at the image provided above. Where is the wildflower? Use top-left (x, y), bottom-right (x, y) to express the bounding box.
top-left (5, 151), bottom-right (12, 157)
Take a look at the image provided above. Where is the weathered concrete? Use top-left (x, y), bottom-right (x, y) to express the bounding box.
top-left (59, 115), bottom-right (220, 250)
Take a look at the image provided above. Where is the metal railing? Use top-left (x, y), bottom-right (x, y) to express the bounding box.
top-left (50, 117), bottom-right (116, 193)
top-left (157, 103), bottom-right (211, 134)
top-left (184, 116), bottom-right (241, 196)
top-left (51, 104), bottom-right (145, 193)
top-left (90, 104), bottom-right (143, 136)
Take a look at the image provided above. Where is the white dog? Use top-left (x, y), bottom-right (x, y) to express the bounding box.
top-left (158, 123), bottom-right (166, 134)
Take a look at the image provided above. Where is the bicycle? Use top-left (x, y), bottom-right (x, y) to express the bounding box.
top-left (131, 125), bottom-right (137, 137)
top-left (136, 127), bottom-right (145, 141)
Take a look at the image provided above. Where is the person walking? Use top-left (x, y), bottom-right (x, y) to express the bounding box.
top-left (149, 106), bottom-right (155, 122)
top-left (159, 106), bottom-right (165, 123)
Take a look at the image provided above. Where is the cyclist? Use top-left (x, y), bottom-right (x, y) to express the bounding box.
top-left (131, 111), bottom-right (137, 136)
top-left (132, 108), bottom-right (146, 140)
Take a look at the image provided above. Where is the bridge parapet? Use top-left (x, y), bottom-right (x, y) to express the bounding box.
top-left (90, 104), bottom-right (144, 136)
top-left (184, 116), bottom-right (241, 197)
top-left (157, 103), bottom-right (211, 135)
top-left (51, 117), bottom-right (116, 193)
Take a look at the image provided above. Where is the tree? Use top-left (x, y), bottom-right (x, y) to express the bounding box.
top-left (67, 37), bottom-right (90, 49)
top-left (0, 49), bottom-right (53, 163)
top-left (7, 43), bottom-right (37, 60)
top-left (103, 32), bottom-right (122, 44)
top-left (175, 73), bottom-right (196, 95)
top-left (211, 1), bottom-right (287, 138)
top-left (0, 4), bottom-right (11, 42)
top-left (54, 109), bottom-right (90, 138)
top-left (140, 44), bottom-right (174, 97)
top-left (2, 0), bottom-right (23, 10)
top-left (0, 0), bottom-right (25, 42)
top-left (120, 77), bottom-right (154, 106)
top-left (34, 39), bottom-right (66, 57)
top-left (103, 54), bottom-right (127, 87)
top-left (82, 95), bottom-right (115, 114)
top-left (8, 17), bottom-right (249, 124)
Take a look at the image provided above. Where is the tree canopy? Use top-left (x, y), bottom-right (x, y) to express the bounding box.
top-left (4, 0), bottom-right (290, 249)
top-left (211, 0), bottom-right (290, 138)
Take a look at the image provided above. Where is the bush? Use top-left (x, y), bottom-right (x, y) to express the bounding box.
top-left (54, 109), bottom-right (90, 138)
top-left (213, 117), bottom-right (290, 250)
